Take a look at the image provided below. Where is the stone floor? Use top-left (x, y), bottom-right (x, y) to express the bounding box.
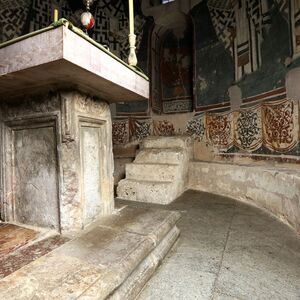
top-left (126, 190), bottom-right (300, 300)
top-left (0, 223), bottom-right (69, 279)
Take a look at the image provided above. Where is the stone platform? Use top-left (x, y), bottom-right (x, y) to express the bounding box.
top-left (117, 136), bottom-right (191, 204)
top-left (0, 204), bottom-right (180, 299)
top-left (0, 21), bottom-right (149, 232)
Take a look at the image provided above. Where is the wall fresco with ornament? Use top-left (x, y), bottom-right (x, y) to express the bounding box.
top-left (234, 106), bottom-right (262, 151)
top-left (185, 98), bottom-right (300, 155)
top-left (189, 0), bottom-right (300, 111)
top-left (159, 22), bottom-right (193, 114)
top-left (113, 89), bottom-right (300, 157)
top-left (190, 2), bottom-right (234, 111)
top-left (262, 99), bottom-right (298, 152)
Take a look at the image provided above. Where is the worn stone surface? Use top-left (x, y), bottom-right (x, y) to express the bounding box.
top-left (125, 163), bottom-right (178, 181)
top-left (109, 226), bottom-right (180, 300)
top-left (117, 136), bottom-right (191, 204)
top-left (142, 136), bottom-right (192, 149)
top-left (137, 190), bottom-right (300, 300)
top-left (188, 161), bottom-right (300, 233)
top-left (0, 223), bottom-right (69, 279)
top-left (117, 180), bottom-right (175, 204)
top-left (114, 157), bottom-right (134, 187)
top-left (0, 26), bottom-right (149, 102)
top-left (0, 205), bottom-right (180, 299)
top-left (0, 91), bottom-right (114, 232)
top-left (81, 126), bottom-right (102, 225)
top-left (0, 224), bottom-right (37, 260)
top-left (14, 126), bottom-right (59, 229)
top-left (0, 233), bottom-right (69, 279)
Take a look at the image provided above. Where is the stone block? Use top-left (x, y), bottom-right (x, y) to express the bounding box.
top-left (117, 136), bottom-right (191, 205)
top-left (142, 136), bottom-right (191, 149)
top-left (117, 179), bottom-right (176, 204)
top-left (134, 148), bottom-right (184, 164)
top-left (125, 163), bottom-right (178, 182)
top-left (0, 91), bottom-right (114, 232)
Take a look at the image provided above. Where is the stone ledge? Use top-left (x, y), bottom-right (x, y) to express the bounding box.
top-left (0, 206), bottom-right (180, 299)
top-left (188, 161), bottom-right (300, 233)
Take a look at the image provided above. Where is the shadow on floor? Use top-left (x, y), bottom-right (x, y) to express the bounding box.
top-left (117, 190), bottom-right (300, 300)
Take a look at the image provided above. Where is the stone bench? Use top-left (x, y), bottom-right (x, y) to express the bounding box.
top-left (188, 161), bottom-right (300, 233)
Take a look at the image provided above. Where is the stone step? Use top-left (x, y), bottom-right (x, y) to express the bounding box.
top-left (0, 205), bottom-right (181, 300)
top-left (134, 148), bottom-right (184, 164)
top-left (117, 179), bottom-right (176, 205)
top-left (125, 163), bottom-right (178, 182)
top-left (142, 136), bottom-right (191, 149)
top-left (109, 225), bottom-right (180, 300)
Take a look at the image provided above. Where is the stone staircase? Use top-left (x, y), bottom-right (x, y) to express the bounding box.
top-left (117, 136), bottom-right (191, 205)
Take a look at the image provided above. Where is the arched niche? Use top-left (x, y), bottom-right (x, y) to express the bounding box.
top-left (150, 12), bottom-right (194, 114)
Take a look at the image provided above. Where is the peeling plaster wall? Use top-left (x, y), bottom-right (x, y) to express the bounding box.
top-left (191, 1), bottom-right (234, 108)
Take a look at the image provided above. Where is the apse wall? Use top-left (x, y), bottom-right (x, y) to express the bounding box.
top-left (113, 0), bottom-right (300, 165)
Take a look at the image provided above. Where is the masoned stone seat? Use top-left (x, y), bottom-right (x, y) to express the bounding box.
top-left (134, 148), bottom-right (185, 164)
top-left (125, 163), bottom-right (179, 181)
top-left (117, 179), bottom-right (175, 204)
top-left (117, 136), bottom-right (191, 205)
top-left (142, 136), bottom-right (191, 149)
top-left (188, 161), bottom-right (300, 233)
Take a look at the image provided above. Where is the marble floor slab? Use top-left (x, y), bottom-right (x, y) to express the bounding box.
top-left (0, 223), bottom-right (37, 259)
top-left (0, 223), bottom-right (69, 279)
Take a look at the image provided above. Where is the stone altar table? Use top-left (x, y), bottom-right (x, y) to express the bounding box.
top-left (0, 20), bottom-right (149, 232)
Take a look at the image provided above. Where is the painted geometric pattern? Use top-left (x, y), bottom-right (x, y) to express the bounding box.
top-left (112, 118), bottom-right (176, 144)
top-left (247, 0), bottom-right (262, 32)
top-left (0, 0), bottom-right (31, 10)
top-left (112, 99), bottom-right (299, 154)
top-left (274, 0), bottom-right (289, 13)
top-left (163, 99), bottom-right (193, 114)
top-left (93, 0), bottom-right (128, 60)
top-left (153, 120), bottom-right (175, 136)
top-left (186, 114), bottom-right (205, 142)
top-left (131, 119), bottom-right (152, 141)
top-left (206, 112), bottom-right (234, 150)
top-left (208, 0), bottom-right (276, 52)
top-left (92, 1), bottom-right (145, 61)
top-left (0, 6), bottom-right (30, 42)
top-left (207, 4), bottom-right (235, 50)
top-left (29, 0), bottom-right (57, 32)
top-left (112, 119), bottom-right (129, 145)
top-left (234, 107), bottom-right (262, 151)
top-left (262, 99), bottom-right (298, 152)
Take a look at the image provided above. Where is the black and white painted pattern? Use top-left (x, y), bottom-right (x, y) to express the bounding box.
top-left (186, 114), bottom-right (205, 141)
top-left (235, 110), bottom-right (262, 150)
